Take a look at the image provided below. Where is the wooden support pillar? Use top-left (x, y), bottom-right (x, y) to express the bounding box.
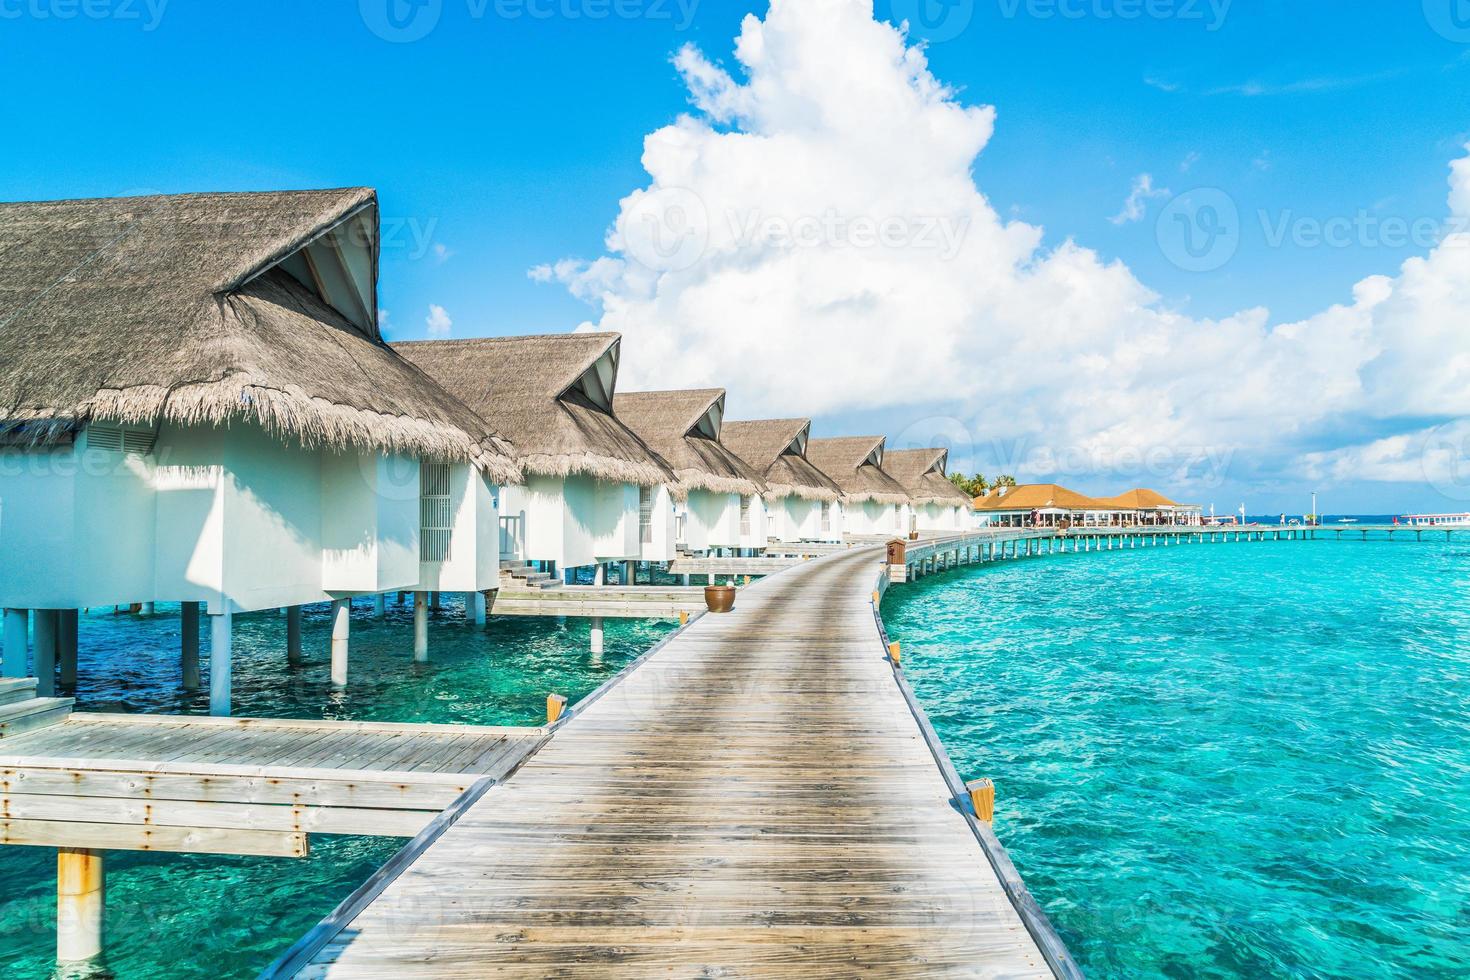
top-left (430, 591), bottom-right (441, 611)
top-left (285, 606), bottom-right (302, 667)
top-left (181, 601), bottom-right (201, 691)
top-left (590, 616), bottom-right (605, 655)
top-left (682, 573), bottom-right (692, 586)
top-left (330, 599), bottom-right (350, 687)
top-left (373, 593), bottom-right (387, 619)
top-left (471, 591), bottom-right (487, 627)
top-left (56, 847), bottom-right (105, 978)
top-left (33, 610), bottom-right (58, 697)
top-left (413, 592), bottom-right (429, 663)
top-left (624, 560), bottom-right (637, 585)
top-left (2, 608), bottom-right (27, 679)
top-left (593, 563), bottom-right (606, 586)
top-left (59, 609), bottom-right (78, 687)
top-left (208, 610), bottom-right (232, 717)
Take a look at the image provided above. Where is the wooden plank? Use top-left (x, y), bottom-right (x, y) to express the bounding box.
top-left (0, 817), bottom-right (307, 857)
top-left (68, 713), bottom-right (543, 737)
top-left (0, 792), bottom-right (432, 837)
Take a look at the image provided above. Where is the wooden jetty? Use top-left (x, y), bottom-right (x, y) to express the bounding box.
top-left (490, 584), bottom-right (708, 621)
top-left (665, 554), bottom-right (802, 577)
top-left (269, 540), bottom-right (1074, 977)
top-left (0, 713), bottom-right (545, 855)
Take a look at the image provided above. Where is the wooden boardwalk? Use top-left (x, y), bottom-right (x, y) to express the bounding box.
top-left (0, 715), bottom-right (545, 855)
top-left (286, 545), bottom-right (1054, 977)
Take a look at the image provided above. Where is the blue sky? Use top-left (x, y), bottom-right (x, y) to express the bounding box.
top-left (3, 0), bottom-right (1469, 513)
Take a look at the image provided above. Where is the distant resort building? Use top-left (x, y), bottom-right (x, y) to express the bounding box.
top-left (613, 389), bottom-right (768, 554)
top-left (0, 189), bottom-right (520, 712)
top-left (721, 418), bottom-right (843, 543)
top-left (973, 484), bottom-right (1202, 527)
top-left (805, 436), bottom-right (911, 537)
top-left (393, 333), bottom-right (676, 576)
top-left (883, 448), bottom-right (972, 533)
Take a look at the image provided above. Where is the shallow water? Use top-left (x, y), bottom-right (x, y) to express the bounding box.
top-left (0, 596), bottom-right (672, 978)
top-left (883, 538), bottom-right (1470, 978)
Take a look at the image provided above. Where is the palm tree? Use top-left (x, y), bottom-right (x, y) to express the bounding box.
top-left (994, 474), bottom-right (1017, 489)
top-left (949, 472), bottom-right (988, 496)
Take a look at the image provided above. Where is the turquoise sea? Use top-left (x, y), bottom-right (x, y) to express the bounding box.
top-left (883, 537), bottom-right (1470, 978)
top-left (0, 597), bottom-right (672, 978)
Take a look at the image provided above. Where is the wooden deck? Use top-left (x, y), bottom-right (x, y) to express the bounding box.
top-left (666, 555), bottom-right (801, 577)
top-left (0, 715), bottom-right (545, 855)
top-left (490, 585), bottom-right (707, 620)
top-left (282, 544), bottom-right (1056, 977)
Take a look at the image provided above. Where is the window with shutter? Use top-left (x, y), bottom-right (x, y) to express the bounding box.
top-left (639, 486), bottom-right (654, 544)
top-left (420, 462), bottom-right (453, 562)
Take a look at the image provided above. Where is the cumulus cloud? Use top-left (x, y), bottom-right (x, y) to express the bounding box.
top-left (425, 303), bottom-right (453, 338)
top-left (1110, 174), bottom-right (1170, 225)
top-left (540, 0), bottom-right (1470, 495)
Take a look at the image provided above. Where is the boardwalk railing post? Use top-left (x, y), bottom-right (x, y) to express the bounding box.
top-left (887, 641), bottom-right (901, 666)
top-left (966, 777), bottom-right (995, 823)
top-left (547, 693), bottom-right (568, 724)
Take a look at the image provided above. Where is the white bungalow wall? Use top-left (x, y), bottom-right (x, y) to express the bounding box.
top-left (766, 496), bottom-right (840, 543)
top-left (0, 421), bottom-right (486, 615)
top-left (505, 473), bottom-right (641, 571)
top-left (681, 490), bottom-right (744, 552)
top-left (639, 483), bottom-right (676, 563)
top-left (417, 463), bottom-right (500, 593)
top-left (844, 499), bottom-right (908, 537)
top-left (914, 502), bottom-right (966, 533)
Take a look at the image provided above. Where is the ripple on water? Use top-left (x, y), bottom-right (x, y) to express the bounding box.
top-left (884, 540), bottom-right (1470, 979)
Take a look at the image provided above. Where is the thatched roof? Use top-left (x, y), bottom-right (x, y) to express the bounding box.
top-left (612, 389), bottom-right (764, 499)
top-left (1096, 488), bottom-right (1185, 509)
top-left (0, 188), bottom-right (518, 481)
top-left (805, 436), bottom-right (910, 506)
top-left (392, 333), bottom-right (671, 487)
top-left (721, 418), bottom-right (840, 503)
top-left (974, 483), bottom-right (1108, 512)
top-left (884, 448), bottom-right (972, 506)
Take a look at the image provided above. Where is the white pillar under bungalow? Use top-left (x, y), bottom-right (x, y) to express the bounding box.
top-left (805, 436), bottom-right (911, 538)
top-left (0, 188), bottom-right (518, 710)
top-left (612, 389), bottom-right (766, 555)
top-left (721, 418), bottom-right (844, 544)
top-left (884, 448), bottom-right (973, 533)
top-left (392, 332), bottom-right (675, 576)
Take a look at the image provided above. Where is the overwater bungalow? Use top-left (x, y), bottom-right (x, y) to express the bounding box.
top-left (805, 436), bottom-right (912, 537)
top-left (0, 189), bottom-right (520, 712)
top-left (1096, 488), bottom-right (1204, 526)
top-left (392, 333), bottom-right (675, 579)
top-left (883, 448), bottom-right (973, 533)
top-left (721, 418), bottom-right (844, 543)
top-left (612, 389), bottom-right (767, 554)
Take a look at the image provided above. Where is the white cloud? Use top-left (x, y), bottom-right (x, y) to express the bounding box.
top-left (541, 0), bottom-right (1470, 493)
top-left (425, 304), bottom-right (453, 338)
top-left (1180, 151), bottom-right (1200, 173)
top-left (1110, 174), bottom-right (1170, 225)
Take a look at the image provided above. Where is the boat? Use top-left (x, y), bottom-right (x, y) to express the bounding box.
top-left (1400, 513), bottom-right (1470, 527)
top-left (1337, 518), bottom-right (1358, 524)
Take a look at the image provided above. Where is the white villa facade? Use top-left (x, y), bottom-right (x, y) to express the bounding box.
top-left (721, 418), bottom-right (843, 544)
top-left (805, 436), bottom-right (911, 538)
top-left (613, 390), bottom-right (767, 554)
top-left (0, 189), bottom-right (519, 712)
top-left (884, 448), bottom-right (972, 533)
top-left (394, 333), bottom-right (674, 576)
